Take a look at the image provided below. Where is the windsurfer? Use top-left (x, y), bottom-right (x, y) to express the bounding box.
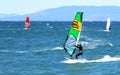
top-left (75, 44), bottom-right (83, 59)
top-left (24, 16), bottom-right (30, 30)
top-left (109, 27), bottom-right (111, 30)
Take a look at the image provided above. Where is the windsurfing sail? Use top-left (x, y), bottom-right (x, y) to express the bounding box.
top-left (25, 16), bottom-right (30, 30)
top-left (63, 12), bottom-right (83, 57)
top-left (106, 18), bottom-right (111, 31)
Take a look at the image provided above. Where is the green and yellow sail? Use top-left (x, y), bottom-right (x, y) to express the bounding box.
top-left (64, 12), bottom-right (83, 57)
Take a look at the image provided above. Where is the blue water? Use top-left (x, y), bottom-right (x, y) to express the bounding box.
top-left (0, 21), bottom-right (120, 75)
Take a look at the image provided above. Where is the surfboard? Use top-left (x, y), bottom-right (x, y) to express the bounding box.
top-left (64, 57), bottom-right (72, 60)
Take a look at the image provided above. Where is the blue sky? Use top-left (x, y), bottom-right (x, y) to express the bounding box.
top-left (0, 0), bottom-right (120, 15)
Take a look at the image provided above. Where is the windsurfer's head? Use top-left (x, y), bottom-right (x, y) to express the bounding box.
top-left (77, 44), bottom-right (82, 47)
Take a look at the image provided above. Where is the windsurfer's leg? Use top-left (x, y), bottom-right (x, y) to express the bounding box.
top-left (75, 52), bottom-right (82, 59)
top-left (70, 55), bottom-right (73, 59)
top-left (75, 55), bottom-right (78, 59)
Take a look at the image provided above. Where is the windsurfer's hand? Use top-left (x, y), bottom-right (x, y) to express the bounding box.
top-left (73, 44), bottom-right (77, 47)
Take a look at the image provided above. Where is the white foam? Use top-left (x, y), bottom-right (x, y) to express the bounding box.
top-left (80, 35), bottom-right (106, 50)
top-left (32, 47), bottom-right (63, 52)
top-left (81, 41), bottom-right (97, 49)
top-left (32, 47), bottom-right (62, 52)
top-left (33, 50), bottom-right (43, 52)
top-left (61, 55), bottom-right (120, 64)
top-left (46, 23), bottom-right (50, 26)
top-left (81, 40), bottom-right (104, 50)
top-left (33, 49), bottom-right (51, 52)
top-left (0, 50), bottom-right (29, 53)
top-left (99, 30), bottom-right (110, 32)
top-left (15, 51), bottom-right (29, 53)
top-left (47, 25), bottom-right (53, 29)
top-left (108, 43), bottom-right (113, 47)
top-left (92, 55), bottom-right (120, 62)
top-left (52, 47), bottom-right (63, 50)
top-left (34, 46), bottom-right (63, 51)
top-left (81, 35), bottom-right (93, 41)
top-left (0, 50), bottom-right (11, 53)
top-left (104, 30), bottom-right (110, 32)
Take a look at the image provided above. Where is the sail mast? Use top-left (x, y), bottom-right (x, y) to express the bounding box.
top-left (76, 28), bottom-right (81, 45)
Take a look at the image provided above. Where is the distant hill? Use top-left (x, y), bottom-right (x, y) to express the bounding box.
top-left (0, 6), bottom-right (120, 21)
top-left (0, 14), bottom-right (20, 19)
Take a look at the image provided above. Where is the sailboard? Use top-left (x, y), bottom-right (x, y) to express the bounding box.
top-left (24, 16), bottom-right (30, 30)
top-left (106, 18), bottom-right (111, 31)
top-left (64, 57), bottom-right (72, 60)
top-left (63, 12), bottom-right (83, 58)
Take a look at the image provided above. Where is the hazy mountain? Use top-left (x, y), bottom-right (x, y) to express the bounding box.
top-left (0, 6), bottom-right (120, 21)
top-left (0, 14), bottom-right (20, 19)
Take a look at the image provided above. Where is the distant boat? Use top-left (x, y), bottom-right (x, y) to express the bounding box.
top-left (106, 18), bottom-right (111, 31)
top-left (24, 17), bottom-right (30, 30)
top-left (63, 12), bottom-right (83, 58)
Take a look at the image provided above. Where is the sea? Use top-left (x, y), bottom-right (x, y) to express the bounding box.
top-left (0, 21), bottom-right (120, 75)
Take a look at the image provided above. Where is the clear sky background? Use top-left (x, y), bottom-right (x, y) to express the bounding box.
top-left (0, 0), bottom-right (120, 15)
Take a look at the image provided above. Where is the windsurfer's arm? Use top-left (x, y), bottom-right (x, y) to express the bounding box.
top-left (74, 45), bottom-right (79, 48)
top-left (73, 44), bottom-right (78, 47)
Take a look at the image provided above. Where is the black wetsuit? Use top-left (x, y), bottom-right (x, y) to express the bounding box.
top-left (75, 44), bottom-right (83, 59)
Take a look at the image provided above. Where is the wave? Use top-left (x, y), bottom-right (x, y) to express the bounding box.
top-left (0, 50), bottom-right (11, 53)
top-left (99, 30), bottom-right (110, 32)
top-left (61, 55), bottom-right (120, 64)
top-left (52, 46), bottom-right (63, 50)
top-left (107, 43), bottom-right (113, 47)
top-left (0, 29), bottom-right (22, 31)
top-left (103, 30), bottom-right (110, 32)
top-left (0, 46), bottom-right (63, 54)
top-left (80, 35), bottom-right (114, 49)
top-left (81, 40), bottom-right (104, 50)
top-left (32, 50), bottom-right (43, 52)
top-left (81, 41), bottom-right (97, 49)
top-left (33, 46), bottom-right (63, 52)
top-left (46, 24), bottom-right (53, 29)
top-left (0, 50), bottom-right (30, 53)
top-left (32, 46), bottom-right (63, 53)
top-left (48, 26), bottom-right (53, 29)
top-left (15, 51), bottom-right (29, 53)
top-left (46, 23), bottom-right (50, 26)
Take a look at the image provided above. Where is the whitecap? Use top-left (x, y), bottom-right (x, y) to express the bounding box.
top-left (52, 47), bottom-right (63, 50)
top-left (33, 50), bottom-right (42, 52)
top-left (61, 55), bottom-right (120, 64)
top-left (15, 51), bottom-right (29, 53)
top-left (0, 50), bottom-right (11, 53)
top-left (108, 43), bottom-right (113, 47)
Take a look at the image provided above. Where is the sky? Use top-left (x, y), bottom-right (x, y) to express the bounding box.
top-left (0, 0), bottom-right (120, 15)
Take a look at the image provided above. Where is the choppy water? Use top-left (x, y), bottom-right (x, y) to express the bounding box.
top-left (0, 21), bottom-right (120, 75)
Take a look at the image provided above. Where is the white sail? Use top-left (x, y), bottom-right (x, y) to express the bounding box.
top-left (106, 18), bottom-right (111, 31)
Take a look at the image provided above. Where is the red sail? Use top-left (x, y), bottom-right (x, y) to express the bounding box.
top-left (25, 17), bottom-right (30, 30)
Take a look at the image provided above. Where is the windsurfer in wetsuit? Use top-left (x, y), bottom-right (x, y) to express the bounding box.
top-left (75, 44), bottom-right (83, 59)
top-left (109, 27), bottom-right (111, 31)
